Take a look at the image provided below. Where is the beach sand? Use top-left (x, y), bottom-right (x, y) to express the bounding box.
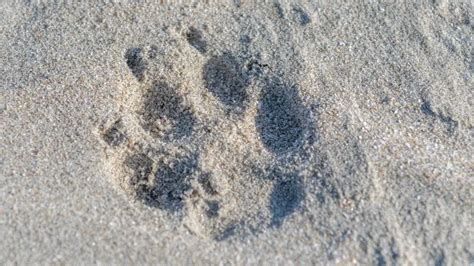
top-left (1, 1), bottom-right (473, 264)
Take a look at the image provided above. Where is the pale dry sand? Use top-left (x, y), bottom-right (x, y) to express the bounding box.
top-left (1, 1), bottom-right (473, 265)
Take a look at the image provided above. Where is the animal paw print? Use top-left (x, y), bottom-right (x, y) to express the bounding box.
top-left (101, 31), bottom-right (313, 240)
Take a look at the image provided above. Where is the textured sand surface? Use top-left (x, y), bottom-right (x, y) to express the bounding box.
top-left (1, 1), bottom-right (473, 265)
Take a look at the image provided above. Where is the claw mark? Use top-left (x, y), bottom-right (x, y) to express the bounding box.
top-left (102, 119), bottom-right (126, 147)
top-left (125, 47), bottom-right (147, 81)
top-left (185, 27), bottom-right (208, 54)
top-left (421, 98), bottom-right (458, 134)
top-left (292, 6), bottom-right (311, 26)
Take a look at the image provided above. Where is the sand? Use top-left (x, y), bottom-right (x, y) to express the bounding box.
top-left (1, 0), bottom-right (473, 265)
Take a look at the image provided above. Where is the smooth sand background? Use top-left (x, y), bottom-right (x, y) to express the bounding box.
top-left (1, 1), bottom-right (473, 265)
